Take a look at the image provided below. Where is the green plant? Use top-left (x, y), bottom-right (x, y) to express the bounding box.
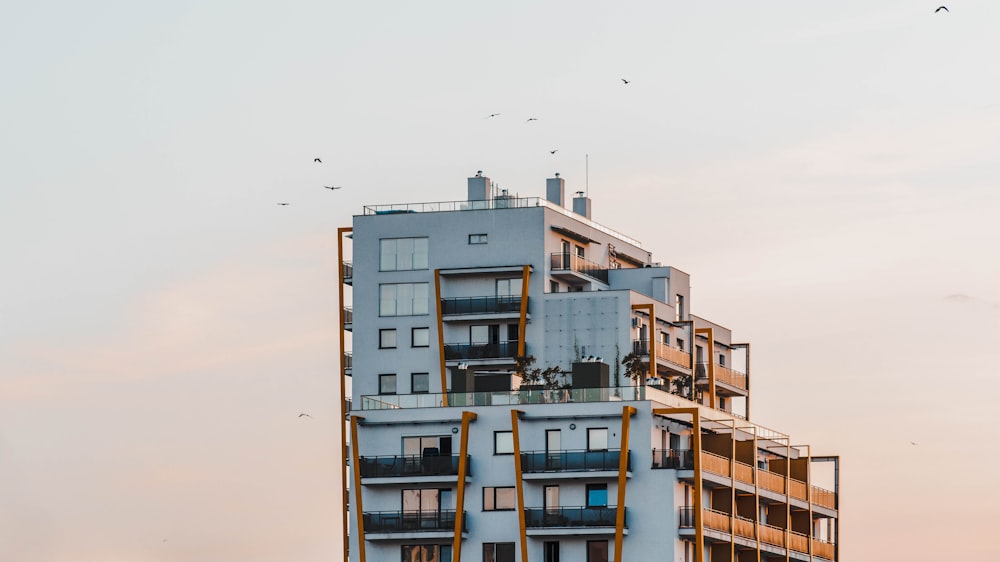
top-left (515, 355), bottom-right (569, 391)
top-left (671, 374), bottom-right (692, 399)
top-left (621, 351), bottom-right (648, 386)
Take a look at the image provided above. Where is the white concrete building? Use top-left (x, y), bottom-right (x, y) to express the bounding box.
top-left (338, 174), bottom-right (839, 562)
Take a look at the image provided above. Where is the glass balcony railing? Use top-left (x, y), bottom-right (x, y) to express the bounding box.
top-left (441, 296), bottom-right (524, 315)
top-left (524, 506), bottom-right (621, 528)
top-left (520, 449), bottom-right (628, 473)
top-left (358, 454), bottom-right (467, 478)
top-left (651, 449), bottom-right (694, 470)
top-left (361, 385), bottom-right (686, 410)
top-left (343, 351), bottom-right (353, 371)
top-left (363, 510), bottom-right (461, 533)
top-left (343, 306), bottom-right (353, 324)
top-left (341, 261), bottom-right (353, 281)
top-left (550, 253), bottom-right (609, 283)
top-left (443, 341), bottom-right (519, 360)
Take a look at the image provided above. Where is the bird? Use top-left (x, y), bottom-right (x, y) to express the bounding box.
top-left (299, 413), bottom-right (313, 418)
top-left (621, 78), bottom-right (630, 84)
top-left (323, 185), bottom-right (343, 190)
top-left (526, 117), bottom-right (538, 123)
top-left (935, 6), bottom-right (948, 12)
top-left (487, 113), bottom-right (501, 118)
top-left (277, 202), bottom-right (290, 206)
top-left (910, 441), bottom-right (918, 446)
top-left (549, 150), bottom-right (558, 154)
top-left (314, 157), bottom-right (322, 163)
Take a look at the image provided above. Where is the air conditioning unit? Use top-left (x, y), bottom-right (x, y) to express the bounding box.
top-left (631, 317), bottom-right (640, 328)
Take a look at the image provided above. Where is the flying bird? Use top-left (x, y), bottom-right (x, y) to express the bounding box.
top-left (526, 117), bottom-right (538, 123)
top-left (324, 185), bottom-right (343, 190)
top-left (935, 6), bottom-right (948, 12)
top-left (487, 113), bottom-right (501, 118)
top-left (910, 441), bottom-right (918, 446)
top-left (277, 202), bottom-right (290, 206)
top-left (549, 150), bottom-right (558, 154)
top-left (299, 413), bottom-right (313, 418)
top-left (621, 78), bottom-right (630, 84)
top-left (314, 158), bottom-right (322, 163)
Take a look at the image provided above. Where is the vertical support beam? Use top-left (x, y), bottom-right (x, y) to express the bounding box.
top-left (349, 415), bottom-right (366, 562)
top-left (510, 410), bottom-right (528, 562)
top-left (453, 411), bottom-right (478, 562)
top-left (752, 427), bottom-right (762, 562)
top-left (653, 408), bottom-right (703, 562)
top-left (631, 304), bottom-right (656, 379)
top-left (785, 441), bottom-right (791, 562)
top-left (614, 406), bottom-right (636, 562)
top-left (805, 445), bottom-right (814, 562)
top-left (518, 266), bottom-right (531, 356)
top-left (695, 328), bottom-right (715, 408)
top-left (434, 269), bottom-right (448, 406)
top-left (337, 226), bottom-right (352, 562)
top-left (729, 420), bottom-right (737, 562)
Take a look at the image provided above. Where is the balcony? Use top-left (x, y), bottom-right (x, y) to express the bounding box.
top-left (343, 306), bottom-right (353, 330)
top-left (343, 351), bottom-right (353, 375)
top-left (525, 506), bottom-right (622, 534)
top-left (550, 253), bottom-right (609, 284)
top-left (632, 340), bottom-right (692, 377)
top-left (362, 510), bottom-right (463, 538)
top-left (812, 485), bottom-right (837, 510)
top-left (441, 295), bottom-right (525, 317)
top-left (341, 261), bottom-right (353, 285)
top-left (359, 454), bottom-right (467, 481)
top-left (520, 449), bottom-right (629, 476)
top-left (651, 449), bottom-right (694, 470)
top-left (443, 340), bottom-right (519, 361)
top-left (695, 362), bottom-right (748, 394)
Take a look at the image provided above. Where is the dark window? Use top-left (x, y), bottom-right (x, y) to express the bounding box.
top-left (379, 374), bottom-right (397, 395)
top-left (483, 487), bottom-right (516, 511)
top-left (494, 431), bottom-right (514, 455)
top-left (575, 245), bottom-right (585, 258)
top-left (543, 541), bottom-right (560, 562)
top-left (402, 544), bottom-right (451, 562)
top-left (550, 281), bottom-right (559, 293)
top-left (469, 233), bottom-right (488, 244)
top-left (586, 484), bottom-right (608, 507)
top-left (483, 543), bottom-right (515, 562)
top-left (411, 373), bottom-right (430, 394)
top-left (587, 540), bottom-right (609, 562)
top-left (380, 329), bottom-right (397, 349)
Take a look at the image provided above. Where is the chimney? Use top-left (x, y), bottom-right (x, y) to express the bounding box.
top-left (572, 191), bottom-right (591, 219)
top-left (468, 171), bottom-right (491, 202)
top-left (546, 173), bottom-right (565, 207)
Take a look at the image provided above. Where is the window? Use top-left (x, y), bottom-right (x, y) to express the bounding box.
top-left (380, 283), bottom-right (429, 316)
top-left (402, 544), bottom-right (451, 562)
top-left (660, 331), bottom-right (669, 345)
top-left (550, 281), bottom-right (559, 293)
top-left (379, 374), bottom-right (397, 395)
top-left (575, 245), bottom-right (585, 258)
top-left (471, 324), bottom-right (491, 344)
top-left (675, 294), bottom-right (685, 321)
top-left (586, 484), bottom-right (608, 507)
top-left (402, 436), bottom-right (452, 457)
top-left (468, 233), bottom-right (488, 244)
top-left (587, 428), bottom-right (608, 451)
top-left (719, 354), bottom-right (726, 367)
top-left (412, 327), bottom-right (430, 347)
top-left (587, 540), bottom-right (609, 562)
top-left (494, 431), bottom-right (514, 455)
top-left (496, 278), bottom-right (522, 297)
top-left (403, 488), bottom-right (451, 512)
top-left (483, 487), bottom-right (516, 511)
top-left (379, 237), bottom-right (428, 271)
top-left (483, 543), bottom-right (515, 562)
top-left (677, 338), bottom-right (685, 351)
top-left (411, 373), bottom-right (430, 394)
top-left (379, 329), bottom-right (397, 349)
top-left (543, 541), bottom-right (560, 562)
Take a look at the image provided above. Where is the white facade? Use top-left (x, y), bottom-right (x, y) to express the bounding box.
top-left (339, 175), bottom-right (839, 562)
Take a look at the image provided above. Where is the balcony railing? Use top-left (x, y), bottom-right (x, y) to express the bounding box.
top-left (652, 449), bottom-right (694, 469)
top-left (550, 253), bottom-right (609, 283)
top-left (524, 506), bottom-right (621, 528)
top-left (521, 449), bottom-right (629, 473)
top-left (760, 523), bottom-right (787, 547)
top-left (358, 454), bottom-right (467, 478)
top-left (443, 340), bottom-right (519, 360)
top-left (678, 507), bottom-right (695, 528)
top-left (715, 365), bottom-right (747, 390)
top-left (634, 340), bottom-right (692, 370)
top-left (812, 485), bottom-right (837, 509)
top-left (362, 385), bottom-right (665, 410)
top-left (363, 510), bottom-right (461, 533)
top-left (343, 351), bottom-right (353, 372)
top-left (813, 538), bottom-right (836, 559)
top-left (703, 508), bottom-right (731, 533)
top-left (701, 451), bottom-right (731, 477)
top-left (343, 306), bottom-right (353, 324)
top-left (440, 295), bottom-right (524, 315)
top-left (341, 261), bottom-right (353, 281)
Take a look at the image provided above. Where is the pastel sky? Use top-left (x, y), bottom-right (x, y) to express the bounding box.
top-left (2, 1), bottom-right (999, 560)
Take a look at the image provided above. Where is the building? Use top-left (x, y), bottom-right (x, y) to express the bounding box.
top-left (338, 173), bottom-right (840, 562)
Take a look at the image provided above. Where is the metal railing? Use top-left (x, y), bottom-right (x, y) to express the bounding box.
top-left (651, 449), bottom-right (694, 470)
top-left (341, 261), bottom-right (353, 280)
top-left (343, 351), bottom-right (353, 371)
top-left (550, 253), bottom-right (609, 283)
top-left (441, 296), bottom-right (523, 315)
top-left (524, 506), bottom-right (621, 528)
top-left (358, 454), bottom-right (467, 478)
top-left (361, 385), bottom-right (662, 410)
top-left (343, 306), bottom-right (353, 324)
top-left (362, 510), bottom-right (461, 533)
top-left (678, 507), bottom-right (695, 528)
top-left (443, 341), bottom-right (519, 360)
top-left (520, 449), bottom-right (628, 473)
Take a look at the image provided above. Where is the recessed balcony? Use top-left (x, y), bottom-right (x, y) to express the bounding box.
top-left (651, 449), bottom-right (694, 470)
top-left (550, 253), bottom-right (609, 284)
top-left (632, 340), bottom-right (692, 377)
top-left (440, 296), bottom-right (526, 319)
top-left (525, 506), bottom-right (623, 536)
top-left (444, 340), bottom-right (519, 361)
top-left (341, 261), bottom-right (353, 285)
top-left (343, 306), bottom-right (353, 331)
top-left (520, 449), bottom-right (630, 478)
top-left (358, 454), bottom-right (468, 485)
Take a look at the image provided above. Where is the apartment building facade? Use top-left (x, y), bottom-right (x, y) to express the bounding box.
top-left (338, 174), bottom-right (839, 562)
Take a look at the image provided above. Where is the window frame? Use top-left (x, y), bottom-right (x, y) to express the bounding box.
top-left (587, 428), bottom-right (609, 451)
top-left (494, 431), bottom-right (514, 455)
top-left (586, 483), bottom-right (608, 508)
top-left (468, 233), bottom-right (488, 244)
top-left (379, 237), bottom-right (429, 272)
top-left (586, 540), bottom-right (609, 562)
top-left (482, 486), bottom-right (517, 511)
top-left (379, 373), bottom-right (397, 395)
top-left (379, 328), bottom-right (397, 349)
top-left (483, 542), bottom-right (515, 562)
top-left (411, 372), bottom-right (430, 394)
top-left (379, 282), bottom-right (430, 317)
top-left (411, 327), bottom-right (430, 347)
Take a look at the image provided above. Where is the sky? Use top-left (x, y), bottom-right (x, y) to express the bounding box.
top-left (2, 1), bottom-right (999, 560)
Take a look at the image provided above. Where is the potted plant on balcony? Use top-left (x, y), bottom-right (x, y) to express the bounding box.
top-left (621, 351), bottom-right (647, 388)
top-left (515, 355), bottom-right (569, 403)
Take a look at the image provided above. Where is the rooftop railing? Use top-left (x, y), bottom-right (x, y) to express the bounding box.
top-left (441, 296), bottom-right (523, 315)
top-left (363, 196), bottom-right (642, 248)
top-left (520, 449), bottom-right (629, 473)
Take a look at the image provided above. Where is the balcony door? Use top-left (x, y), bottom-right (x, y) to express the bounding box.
top-left (543, 485), bottom-right (559, 513)
top-left (546, 430), bottom-right (561, 470)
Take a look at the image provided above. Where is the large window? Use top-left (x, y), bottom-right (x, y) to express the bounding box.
top-left (379, 374), bottom-right (397, 395)
top-left (402, 544), bottom-right (451, 562)
top-left (494, 431), bottom-right (514, 455)
top-left (483, 487), bottom-right (516, 511)
top-left (496, 278), bottom-right (522, 297)
top-left (587, 428), bottom-right (608, 451)
top-left (402, 436), bottom-right (451, 457)
top-left (380, 283), bottom-right (430, 316)
top-left (380, 237), bottom-right (428, 271)
top-left (587, 540), bottom-right (608, 562)
top-left (483, 543), bottom-right (515, 562)
top-left (402, 488), bottom-right (451, 513)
